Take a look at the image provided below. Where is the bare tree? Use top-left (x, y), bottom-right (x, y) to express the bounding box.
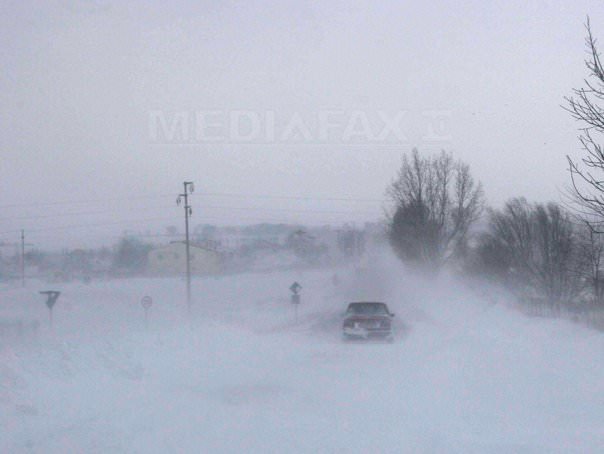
top-left (387, 148), bottom-right (484, 271)
top-left (564, 18), bottom-right (604, 225)
top-left (113, 236), bottom-right (153, 275)
top-left (478, 199), bottom-right (584, 311)
top-left (576, 220), bottom-right (604, 307)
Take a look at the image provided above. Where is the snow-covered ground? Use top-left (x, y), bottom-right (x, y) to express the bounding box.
top-left (2, 254), bottom-right (604, 453)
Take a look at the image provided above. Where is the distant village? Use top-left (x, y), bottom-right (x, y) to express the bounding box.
top-left (0, 223), bottom-right (385, 283)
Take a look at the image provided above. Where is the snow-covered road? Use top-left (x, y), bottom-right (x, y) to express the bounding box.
top-left (2, 260), bottom-right (604, 453)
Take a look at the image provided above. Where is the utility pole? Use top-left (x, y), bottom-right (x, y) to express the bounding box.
top-left (21, 230), bottom-right (25, 287)
top-left (177, 181), bottom-right (194, 316)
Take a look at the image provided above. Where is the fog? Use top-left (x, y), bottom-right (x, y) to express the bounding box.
top-left (4, 1), bottom-right (604, 452)
top-left (2, 248), bottom-right (604, 452)
top-left (3, 1), bottom-right (604, 248)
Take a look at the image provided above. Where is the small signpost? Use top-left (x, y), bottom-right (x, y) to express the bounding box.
top-left (141, 295), bottom-right (153, 328)
top-left (40, 291), bottom-right (60, 330)
top-left (290, 282), bottom-right (302, 322)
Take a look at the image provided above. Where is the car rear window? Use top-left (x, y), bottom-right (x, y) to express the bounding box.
top-left (347, 303), bottom-right (389, 315)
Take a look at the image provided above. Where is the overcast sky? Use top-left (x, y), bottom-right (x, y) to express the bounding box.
top-left (2, 0), bottom-right (604, 249)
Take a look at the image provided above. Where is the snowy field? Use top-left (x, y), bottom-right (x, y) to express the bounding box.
top-left (2, 255), bottom-right (604, 453)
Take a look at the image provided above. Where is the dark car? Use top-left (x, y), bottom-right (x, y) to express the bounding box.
top-left (342, 302), bottom-right (394, 341)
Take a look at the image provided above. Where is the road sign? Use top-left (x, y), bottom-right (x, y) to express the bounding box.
top-left (289, 282), bottom-right (302, 295)
top-left (40, 291), bottom-right (61, 310)
top-left (141, 295), bottom-right (153, 309)
top-left (40, 291), bottom-right (61, 329)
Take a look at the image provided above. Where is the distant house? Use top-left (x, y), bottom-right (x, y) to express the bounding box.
top-left (194, 224), bottom-right (292, 251)
top-left (147, 241), bottom-right (221, 275)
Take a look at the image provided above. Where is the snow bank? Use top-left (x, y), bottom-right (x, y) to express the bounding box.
top-left (2, 256), bottom-right (604, 452)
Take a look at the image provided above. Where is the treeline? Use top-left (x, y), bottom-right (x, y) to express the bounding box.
top-left (386, 149), bottom-right (604, 314)
top-left (472, 199), bottom-right (604, 312)
top-left (387, 20), bottom-right (604, 320)
top-left (5, 237), bottom-right (153, 281)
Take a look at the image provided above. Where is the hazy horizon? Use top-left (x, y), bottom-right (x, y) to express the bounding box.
top-left (2, 0), bottom-right (604, 249)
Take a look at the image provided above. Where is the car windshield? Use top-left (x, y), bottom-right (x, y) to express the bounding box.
top-left (347, 303), bottom-right (389, 315)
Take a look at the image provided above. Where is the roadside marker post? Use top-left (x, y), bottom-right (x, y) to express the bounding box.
top-left (290, 282), bottom-right (302, 322)
top-left (141, 295), bottom-right (153, 328)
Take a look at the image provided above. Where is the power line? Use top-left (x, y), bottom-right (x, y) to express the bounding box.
top-left (0, 205), bottom-right (382, 235)
top-left (0, 216), bottom-right (178, 236)
top-left (0, 194), bottom-right (386, 243)
top-left (198, 192), bottom-right (386, 203)
top-left (0, 204), bottom-right (380, 223)
top-left (0, 205), bottom-right (178, 222)
top-left (0, 194), bottom-right (175, 210)
top-left (0, 192), bottom-right (387, 211)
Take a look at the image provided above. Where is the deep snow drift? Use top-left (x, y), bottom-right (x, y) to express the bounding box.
top-left (2, 254), bottom-right (604, 453)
